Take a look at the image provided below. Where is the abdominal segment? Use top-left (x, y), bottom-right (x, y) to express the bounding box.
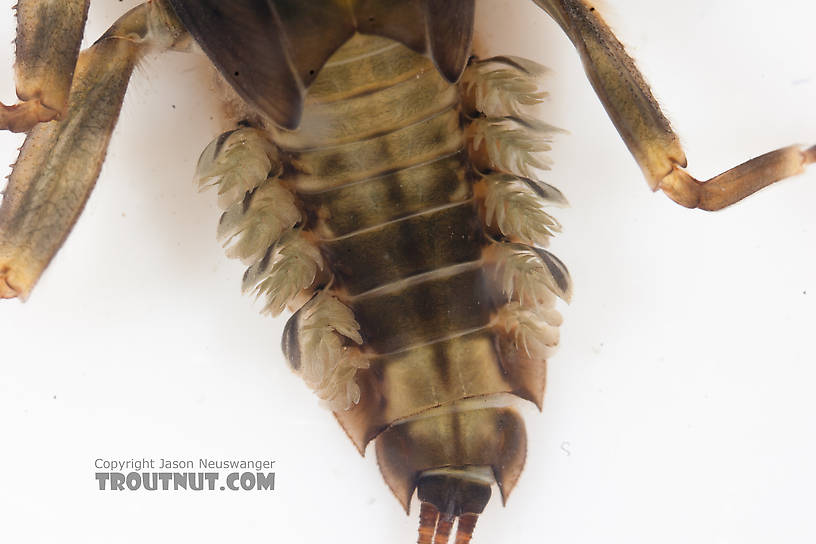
top-left (197, 33), bottom-right (570, 516)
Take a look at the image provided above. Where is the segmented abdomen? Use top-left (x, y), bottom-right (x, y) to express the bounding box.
top-left (284, 33), bottom-right (546, 510)
top-left (197, 32), bottom-right (570, 519)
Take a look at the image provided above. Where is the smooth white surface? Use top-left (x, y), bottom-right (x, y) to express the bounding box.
top-left (1, 1), bottom-right (815, 543)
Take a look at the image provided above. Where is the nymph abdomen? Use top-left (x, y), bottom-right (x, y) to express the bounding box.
top-left (282, 34), bottom-right (537, 524)
top-left (197, 31), bottom-right (569, 542)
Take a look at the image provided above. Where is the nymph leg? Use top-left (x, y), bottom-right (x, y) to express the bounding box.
top-left (1, 0), bottom-right (89, 132)
top-left (533, 0), bottom-right (814, 210)
top-left (0, 1), bottom-right (187, 299)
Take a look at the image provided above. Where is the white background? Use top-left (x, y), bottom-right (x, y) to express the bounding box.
top-left (1, 1), bottom-right (815, 543)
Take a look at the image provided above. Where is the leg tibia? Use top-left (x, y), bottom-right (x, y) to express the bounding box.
top-left (660, 145), bottom-right (816, 211)
top-left (534, 0), bottom-right (814, 210)
top-left (0, 2), bottom-right (187, 299)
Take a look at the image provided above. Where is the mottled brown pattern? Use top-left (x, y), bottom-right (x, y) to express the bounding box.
top-left (280, 34), bottom-right (537, 516)
top-left (324, 204), bottom-right (484, 295)
top-left (349, 268), bottom-right (492, 353)
top-left (298, 153), bottom-right (469, 238)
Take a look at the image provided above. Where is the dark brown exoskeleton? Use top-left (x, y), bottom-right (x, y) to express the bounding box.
top-left (0, 1), bottom-right (813, 543)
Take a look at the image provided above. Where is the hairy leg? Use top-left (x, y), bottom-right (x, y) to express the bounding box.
top-left (0, 0), bottom-right (89, 132)
top-left (0, 1), bottom-right (187, 299)
top-left (533, 0), bottom-right (814, 210)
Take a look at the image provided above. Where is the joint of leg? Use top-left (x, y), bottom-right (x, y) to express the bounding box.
top-left (805, 145), bottom-right (816, 165)
top-left (660, 145), bottom-right (813, 212)
top-left (658, 166), bottom-right (703, 209)
top-left (0, 260), bottom-right (34, 300)
top-left (0, 266), bottom-right (22, 299)
top-left (98, 1), bottom-right (186, 51)
top-left (0, 100), bottom-right (61, 133)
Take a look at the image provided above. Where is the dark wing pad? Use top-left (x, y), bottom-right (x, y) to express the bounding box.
top-left (354, 0), bottom-right (475, 83)
top-left (269, 1), bottom-right (356, 89)
top-left (168, 0), bottom-right (299, 128)
top-left (354, 0), bottom-right (427, 53)
top-left (425, 0), bottom-right (475, 83)
top-left (167, 0), bottom-right (475, 128)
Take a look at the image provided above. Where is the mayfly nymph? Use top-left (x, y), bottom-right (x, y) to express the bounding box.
top-left (1, 1), bottom-right (813, 542)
